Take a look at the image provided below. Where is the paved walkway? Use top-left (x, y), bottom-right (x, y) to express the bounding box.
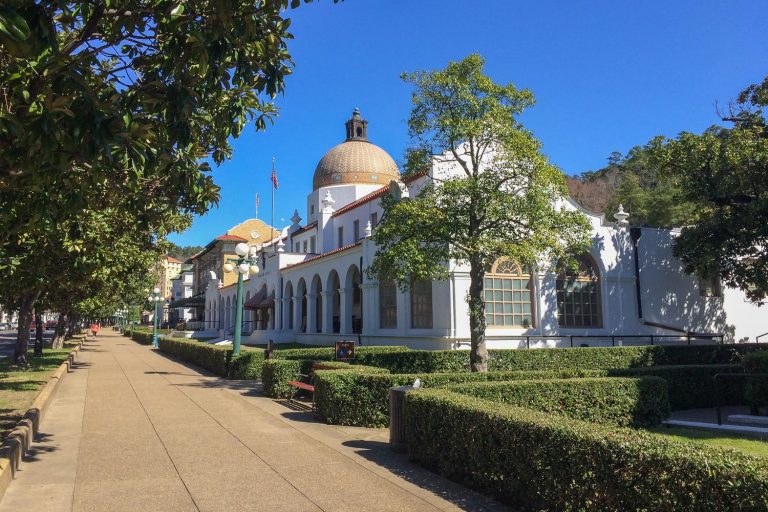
top-left (0, 330), bottom-right (508, 512)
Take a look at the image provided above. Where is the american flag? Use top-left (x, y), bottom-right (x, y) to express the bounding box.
top-left (271, 167), bottom-right (279, 189)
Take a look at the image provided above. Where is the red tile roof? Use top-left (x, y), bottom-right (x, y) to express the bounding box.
top-left (216, 234), bottom-right (247, 242)
top-left (331, 172), bottom-right (426, 218)
top-left (284, 242), bottom-right (362, 270)
top-left (293, 222), bottom-right (318, 236)
top-left (166, 256), bottom-right (183, 264)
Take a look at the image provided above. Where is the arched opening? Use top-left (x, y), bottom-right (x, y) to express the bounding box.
top-left (311, 274), bottom-right (323, 334)
top-left (410, 278), bottom-right (433, 329)
top-left (225, 296), bottom-right (231, 332)
top-left (484, 258), bottom-right (534, 328)
top-left (284, 281), bottom-right (294, 331)
top-left (327, 271), bottom-right (341, 333)
top-left (245, 291), bottom-right (252, 332)
top-left (345, 265), bottom-right (362, 334)
top-left (297, 278), bottom-right (307, 333)
top-left (556, 254), bottom-right (602, 328)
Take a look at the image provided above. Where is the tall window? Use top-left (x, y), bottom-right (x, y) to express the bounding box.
top-left (556, 255), bottom-right (602, 328)
top-left (310, 236), bottom-right (316, 253)
top-left (353, 220), bottom-right (360, 241)
top-left (370, 212), bottom-right (378, 232)
top-left (484, 258), bottom-right (533, 328)
top-left (410, 279), bottom-right (433, 328)
top-left (379, 279), bottom-right (397, 329)
top-left (303, 240), bottom-right (308, 253)
top-left (698, 276), bottom-right (722, 297)
top-left (338, 226), bottom-right (344, 248)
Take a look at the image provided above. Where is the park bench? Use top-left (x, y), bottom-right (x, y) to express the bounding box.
top-left (287, 368), bottom-right (318, 410)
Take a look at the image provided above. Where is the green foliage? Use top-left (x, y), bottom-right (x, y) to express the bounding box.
top-left (313, 368), bottom-right (603, 427)
top-left (261, 359), bottom-right (302, 398)
top-left (362, 344), bottom-right (767, 374)
top-left (130, 331), bottom-right (155, 346)
top-left (446, 377), bottom-right (670, 427)
top-left (371, 54), bottom-right (591, 371)
top-left (166, 244), bottom-right (205, 262)
top-left (228, 350), bottom-right (266, 380)
top-left (272, 345), bottom-right (409, 365)
top-left (608, 365), bottom-right (746, 410)
top-left (157, 338), bottom-right (231, 376)
top-left (743, 351), bottom-right (768, 410)
top-left (405, 389), bottom-right (768, 511)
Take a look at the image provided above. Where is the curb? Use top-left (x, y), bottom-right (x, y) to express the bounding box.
top-left (0, 338), bottom-right (85, 502)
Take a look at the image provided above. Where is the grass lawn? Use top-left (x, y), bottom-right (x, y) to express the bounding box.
top-left (650, 426), bottom-right (768, 458)
top-left (0, 347), bottom-right (76, 442)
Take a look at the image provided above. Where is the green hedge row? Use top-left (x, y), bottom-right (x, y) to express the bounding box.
top-left (405, 389), bottom-right (768, 512)
top-left (608, 364), bottom-right (745, 410)
top-left (743, 351), bottom-right (768, 409)
top-left (156, 338), bottom-right (232, 376)
top-left (446, 377), bottom-right (670, 427)
top-left (362, 344), bottom-right (768, 373)
top-left (261, 359), bottom-right (389, 399)
top-left (314, 368), bottom-right (604, 427)
top-left (130, 331), bottom-right (155, 345)
top-left (228, 350), bottom-right (266, 379)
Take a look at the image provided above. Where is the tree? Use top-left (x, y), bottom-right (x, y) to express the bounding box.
top-left (0, 0), bottom-right (338, 361)
top-left (369, 54), bottom-right (591, 372)
top-left (648, 75), bottom-right (768, 303)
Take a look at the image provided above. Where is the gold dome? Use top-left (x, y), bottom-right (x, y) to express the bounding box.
top-left (312, 109), bottom-right (400, 190)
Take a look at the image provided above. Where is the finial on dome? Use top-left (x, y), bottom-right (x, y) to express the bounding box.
top-left (321, 190), bottom-right (336, 211)
top-left (363, 220), bottom-right (372, 238)
top-left (290, 209), bottom-right (302, 226)
top-left (345, 108), bottom-right (368, 141)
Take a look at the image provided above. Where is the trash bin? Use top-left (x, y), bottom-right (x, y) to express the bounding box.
top-left (389, 385), bottom-right (415, 452)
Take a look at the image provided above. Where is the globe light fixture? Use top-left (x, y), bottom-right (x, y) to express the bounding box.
top-left (235, 242), bottom-right (250, 257)
top-left (223, 262), bottom-right (234, 273)
top-left (249, 264), bottom-right (260, 276)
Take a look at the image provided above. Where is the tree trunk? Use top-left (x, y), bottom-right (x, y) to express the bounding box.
top-left (13, 290), bottom-right (40, 365)
top-left (52, 310), bottom-right (68, 349)
top-left (33, 311), bottom-right (43, 356)
top-left (468, 257), bottom-right (488, 372)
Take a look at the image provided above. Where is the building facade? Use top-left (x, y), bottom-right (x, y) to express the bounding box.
top-left (194, 110), bottom-right (764, 348)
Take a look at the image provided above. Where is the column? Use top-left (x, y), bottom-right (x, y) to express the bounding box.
top-left (321, 291), bottom-right (333, 334)
top-left (275, 298), bottom-right (283, 332)
top-left (307, 294), bottom-right (318, 335)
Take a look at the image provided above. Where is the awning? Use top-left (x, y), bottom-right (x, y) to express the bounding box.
top-left (244, 289), bottom-right (274, 310)
top-left (169, 294), bottom-right (206, 308)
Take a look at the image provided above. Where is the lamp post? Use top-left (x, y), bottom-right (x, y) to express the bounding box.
top-left (147, 287), bottom-right (163, 348)
top-left (223, 242), bottom-right (260, 356)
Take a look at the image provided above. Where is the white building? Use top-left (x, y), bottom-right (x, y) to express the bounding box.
top-left (169, 266), bottom-right (195, 326)
top-left (201, 110), bottom-right (765, 348)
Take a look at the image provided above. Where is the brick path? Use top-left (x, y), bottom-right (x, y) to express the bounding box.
top-left (0, 330), bottom-right (508, 512)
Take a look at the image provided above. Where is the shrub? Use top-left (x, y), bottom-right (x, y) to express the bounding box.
top-left (313, 368), bottom-right (605, 427)
top-left (743, 351), bottom-right (768, 410)
top-left (157, 338), bottom-right (231, 376)
top-left (273, 345), bottom-right (409, 365)
top-left (608, 365), bottom-right (745, 410)
top-left (261, 359), bottom-right (302, 398)
top-left (261, 359), bottom-right (389, 399)
top-left (446, 377), bottom-right (670, 427)
top-left (228, 350), bottom-right (266, 379)
top-left (361, 344), bottom-right (768, 373)
top-left (131, 330), bottom-right (155, 345)
top-left (405, 389), bottom-right (768, 512)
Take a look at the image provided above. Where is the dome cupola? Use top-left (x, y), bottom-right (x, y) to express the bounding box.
top-left (312, 109), bottom-right (400, 190)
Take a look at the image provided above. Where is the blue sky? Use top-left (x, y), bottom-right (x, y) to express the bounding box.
top-left (170, 0), bottom-right (767, 247)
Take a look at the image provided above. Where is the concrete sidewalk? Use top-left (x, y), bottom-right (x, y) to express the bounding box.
top-left (0, 330), bottom-right (509, 512)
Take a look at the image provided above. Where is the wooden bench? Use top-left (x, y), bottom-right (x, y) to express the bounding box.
top-left (287, 373), bottom-right (316, 409)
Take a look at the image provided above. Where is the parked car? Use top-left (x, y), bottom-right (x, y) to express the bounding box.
top-left (0, 323), bottom-right (9, 330)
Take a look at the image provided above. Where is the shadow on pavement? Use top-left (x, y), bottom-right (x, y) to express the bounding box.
top-left (341, 439), bottom-right (512, 512)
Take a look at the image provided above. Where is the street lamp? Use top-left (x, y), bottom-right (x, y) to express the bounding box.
top-left (224, 242), bottom-right (260, 355)
top-left (147, 287), bottom-right (163, 348)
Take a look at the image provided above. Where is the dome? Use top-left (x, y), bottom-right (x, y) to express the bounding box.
top-left (312, 109), bottom-right (400, 190)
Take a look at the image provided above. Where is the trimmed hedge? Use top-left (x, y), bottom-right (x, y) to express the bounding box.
top-left (157, 337), bottom-right (231, 376)
top-left (130, 330), bottom-right (155, 345)
top-left (228, 350), bottom-right (266, 379)
top-left (446, 377), bottom-right (670, 427)
top-left (362, 344), bottom-right (768, 373)
top-left (274, 345), bottom-right (409, 365)
top-left (262, 359), bottom-right (302, 398)
top-left (314, 368), bottom-right (605, 427)
top-left (405, 389), bottom-right (768, 512)
top-left (608, 364), bottom-right (745, 410)
top-left (743, 351), bottom-right (768, 409)
top-left (261, 359), bottom-right (390, 399)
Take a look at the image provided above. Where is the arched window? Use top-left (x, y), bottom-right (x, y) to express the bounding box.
top-left (410, 279), bottom-right (433, 329)
top-left (556, 255), bottom-right (602, 328)
top-left (379, 279), bottom-right (397, 329)
top-left (484, 258), bottom-right (533, 328)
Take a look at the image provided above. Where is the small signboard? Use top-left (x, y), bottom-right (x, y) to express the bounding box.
top-left (335, 340), bottom-right (355, 361)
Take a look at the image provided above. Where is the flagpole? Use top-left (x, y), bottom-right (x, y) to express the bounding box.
top-left (271, 157), bottom-right (276, 252)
